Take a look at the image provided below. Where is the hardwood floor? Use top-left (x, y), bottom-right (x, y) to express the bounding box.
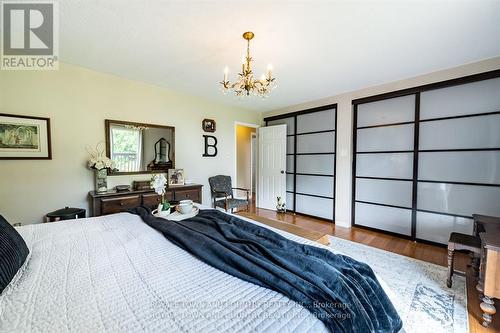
top-left (237, 206), bottom-right (499, 332)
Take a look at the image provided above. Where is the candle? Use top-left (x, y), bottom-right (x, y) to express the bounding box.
top-left (267, 63), bottom-right (273, 75)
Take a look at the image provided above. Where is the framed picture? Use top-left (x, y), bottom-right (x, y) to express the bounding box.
top-left (168, 168), bottom-right (185, 186)
top-left (202, 119), bottom-right (216, 133)
top-left (0, 113), bottom-right (51, 159)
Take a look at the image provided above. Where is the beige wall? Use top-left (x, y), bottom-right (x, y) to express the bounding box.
top-left (0, 63), bottom-right (261, 225)
top-left (235, 125), bottom-right (256, 192)
top-left (263, 57), bottom-right (500, 228)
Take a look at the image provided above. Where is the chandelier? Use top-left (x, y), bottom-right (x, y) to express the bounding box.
top-left (220, 31), bottom-right (276, 97)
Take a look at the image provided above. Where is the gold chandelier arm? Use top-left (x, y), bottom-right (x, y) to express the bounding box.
top-left (253, 81), bottom-right (264, 88)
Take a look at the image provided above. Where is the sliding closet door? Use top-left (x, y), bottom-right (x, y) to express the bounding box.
top-left (295, 109), bottom-right (336, 220)
top-left (353, 73), bottom-right (500, 245)
top-left (416, 77), bottom-right (500, 244)
top-left (266, 105), bottom-right (337, 221)
top-left (353, 95), bottom-right (416, 236)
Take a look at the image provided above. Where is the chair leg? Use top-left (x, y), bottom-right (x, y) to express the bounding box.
top-left (447, 247), bottom-right (454, 288)
top-left (472, 254), bottom-right (481, 277)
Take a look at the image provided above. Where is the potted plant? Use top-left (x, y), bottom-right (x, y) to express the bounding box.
top-left (151, 174), bottom-right (171, 213)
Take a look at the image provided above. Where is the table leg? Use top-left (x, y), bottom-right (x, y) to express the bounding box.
top-left (480, 296), bottom-right (496, 327)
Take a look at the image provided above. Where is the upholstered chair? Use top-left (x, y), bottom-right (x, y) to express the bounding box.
top-left (208, 175), bottom-right (249, 212)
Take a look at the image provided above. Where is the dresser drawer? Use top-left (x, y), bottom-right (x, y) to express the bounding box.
top-left (174, 189), bottom-right (200, 203)
top-left (100, 195), bottom-right (141, 215)
top-left (142, 192), bottom-right (173, 209)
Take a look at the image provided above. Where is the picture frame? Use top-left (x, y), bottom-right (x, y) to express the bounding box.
top-left (0, 113), bottom-right (52, 160)
top-left (167, 168), bottom-right (185, 186)
top-left (202, 119), bottom-right (216, 133)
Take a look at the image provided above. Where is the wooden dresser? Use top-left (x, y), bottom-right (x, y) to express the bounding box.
top-left (89, 184), bottom-right (203, 217)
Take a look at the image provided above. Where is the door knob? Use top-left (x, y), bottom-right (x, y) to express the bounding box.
top-left (280, 170), bottom-right (285, 174)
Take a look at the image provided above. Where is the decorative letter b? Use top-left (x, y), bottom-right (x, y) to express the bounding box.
top-left (203, 135), bottom-right (217, 157)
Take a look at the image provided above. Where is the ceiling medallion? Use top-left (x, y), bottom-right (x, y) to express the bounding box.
top-left (220, 31), bottom-right (276, 97)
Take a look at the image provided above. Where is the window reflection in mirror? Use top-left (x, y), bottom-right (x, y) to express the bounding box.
top-left (110, 124), bottom-right (143, 172)
top-left (105, 120), bottom-right (175, 175)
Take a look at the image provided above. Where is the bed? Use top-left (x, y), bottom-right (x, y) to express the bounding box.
top-left (0, 207), bottom-right (398, 332)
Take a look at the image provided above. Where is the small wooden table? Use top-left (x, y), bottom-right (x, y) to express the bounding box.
top-left (238, 212), bottom-right (330, 246)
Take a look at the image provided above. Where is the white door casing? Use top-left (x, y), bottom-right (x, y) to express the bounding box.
top-left (257, 125), bottom-right (287, 210)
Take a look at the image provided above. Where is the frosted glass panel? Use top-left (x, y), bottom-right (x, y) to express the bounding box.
top-left (356, 153), bottom-right (413, 179)
top-left (419, 114), bottom-right (500, 150)
top-left (286, 192), bottom-right (294, 210)
top-left (296, 194), bottom-right (333, 219)
top-left (297, 132), bottom-right (335, 153)
top-left (296, 154), bottom-right (335, 175)
top-left (416, 212), bottom-right (473, 245)
top-left (420, 77), bottom-right (500, 120)
top-left (287, 155), bottom-right (294, 173)
top-left (287, 136), bottom-right (294, 154)
top-left (286, 174), bottom-right (294, 191)
top-left (357, 124), bottom-right (414, 152)
top-left (355, 202), bottom-right (412, 235)
top-left (357, 95), bottom-right (415, 127)
top-left (268, 117), bottom-right (295, 135)
top-left (417, 182), bottom-right (500, 217)
top-left (297, 109), bottom-right (335, 133)
top-left (296, 175), bottom-right (334, 197)
top-left (419, 151), bottom-right (500, 184)
top-left (356, 178), bottom-right (412, 208)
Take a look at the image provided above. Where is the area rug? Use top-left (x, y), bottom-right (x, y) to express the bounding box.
top-left (328, 236), bottom-right (468, 333)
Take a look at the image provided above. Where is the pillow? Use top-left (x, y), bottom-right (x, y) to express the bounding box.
top-left (0, 215), bottom-right (29, 294)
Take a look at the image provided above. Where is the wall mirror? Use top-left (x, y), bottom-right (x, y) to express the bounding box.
top-left (105, 119), bottom-right (175, 175)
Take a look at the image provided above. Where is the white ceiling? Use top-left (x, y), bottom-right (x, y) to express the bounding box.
top-left (59, 0), bottom-right (500, 112)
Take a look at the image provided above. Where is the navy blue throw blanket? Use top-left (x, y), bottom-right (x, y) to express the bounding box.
top-left (131, 207), bottom-right (402, 333)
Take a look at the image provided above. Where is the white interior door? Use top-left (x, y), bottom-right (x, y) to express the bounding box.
top-left (258, 125), bottom-right (287, 210)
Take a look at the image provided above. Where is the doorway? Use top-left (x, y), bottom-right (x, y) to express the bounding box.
top-left (235, 122), bottom-right (259, 202)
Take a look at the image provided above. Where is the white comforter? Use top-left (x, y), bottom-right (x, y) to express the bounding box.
top-left (0, 210), bottom-right (391, 333)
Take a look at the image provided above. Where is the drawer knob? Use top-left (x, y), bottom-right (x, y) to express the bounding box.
top-left (120, 202), bottom-right (124, 206)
